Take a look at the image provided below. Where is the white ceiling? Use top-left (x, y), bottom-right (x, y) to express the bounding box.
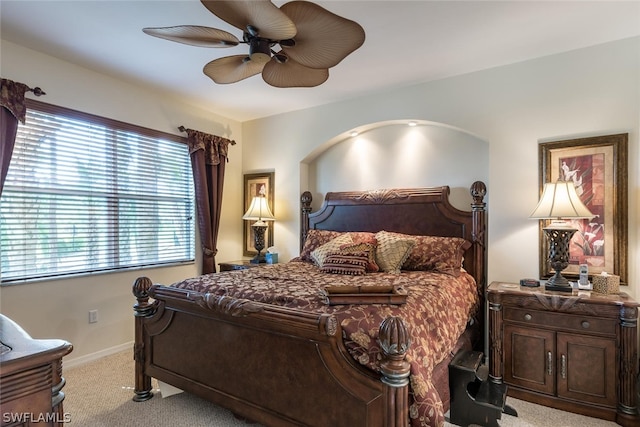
top-left (2, 1), bottom-right (639, 122)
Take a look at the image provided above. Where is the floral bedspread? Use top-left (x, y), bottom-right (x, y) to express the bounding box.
top-left (171, 260), bottom-right (479, 427)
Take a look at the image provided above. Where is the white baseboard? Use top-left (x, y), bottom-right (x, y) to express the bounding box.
top-left (64, 341), bottom-right (133, 369)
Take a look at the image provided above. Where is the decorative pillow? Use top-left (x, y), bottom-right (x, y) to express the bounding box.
top-left (381, 231), bottom-right (471, 276)
top-left (346, 231), bottom-right (377, 245)
top-left (374, 231), bottom-right (416, 274)
top-left (299, 229), bottom-right (343, 261)
top-left (339, 241), bottom-right (379, 272)
top-left (310, 233), bottom-right (354, 267)
top-left (300, 230), bottom-right (377, 263)
top-left (320, 251), bottom-right (369, 275)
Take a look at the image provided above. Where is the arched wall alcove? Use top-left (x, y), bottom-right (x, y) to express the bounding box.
top-left (300, 119), bottom-right (489, 212)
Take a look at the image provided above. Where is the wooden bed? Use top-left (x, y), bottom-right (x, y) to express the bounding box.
top-left (132, 181), bottom-right (488, 427)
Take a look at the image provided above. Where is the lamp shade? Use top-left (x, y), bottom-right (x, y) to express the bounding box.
top-left (529, 180), bottom-right (594, 220)
top-left (242, 196), bottom-right (275, 222)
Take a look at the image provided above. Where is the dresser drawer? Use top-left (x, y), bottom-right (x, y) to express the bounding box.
top-left (503, 307), bottom-right (615, 336)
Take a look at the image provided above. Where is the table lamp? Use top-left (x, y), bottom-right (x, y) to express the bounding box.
top-left (530, 180), bottom-right (594, 292)
top-left (243, 195), bottom-right (275, 263)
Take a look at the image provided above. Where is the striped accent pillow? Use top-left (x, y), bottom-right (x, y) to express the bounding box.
top-left (320, 251), bottom-right (369, 275)
top-left (339, 241), bottom-right (379, 272)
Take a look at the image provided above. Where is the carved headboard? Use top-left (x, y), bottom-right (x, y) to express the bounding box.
top-left (300, 182), bottom-right (488, 292)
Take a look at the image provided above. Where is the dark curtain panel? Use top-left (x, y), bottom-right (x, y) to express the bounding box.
top-left (186, 129), bottom-right (236, 274)
top-left (0, 78), bottom-right (29, 195)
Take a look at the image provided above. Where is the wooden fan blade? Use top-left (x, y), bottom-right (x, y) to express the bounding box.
top-left (200, 0), bottom-right (296, 40)
top-left (279, 1), bottom-right (365, 69)
top-left (142, 26), bottom-right (239, 47)
top-left (262, 57), bottom-right (329, 88)
top-left (203, 55), bottom-right (266, 84)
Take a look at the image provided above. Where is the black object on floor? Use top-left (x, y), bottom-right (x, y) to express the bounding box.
top-left (448, 350), bottom-right (517, 426)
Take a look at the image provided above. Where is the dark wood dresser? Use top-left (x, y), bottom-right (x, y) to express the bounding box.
top-left (487, 281), bottom-right (639, 426)
top-left (0, 315), bottom-right (73, 427)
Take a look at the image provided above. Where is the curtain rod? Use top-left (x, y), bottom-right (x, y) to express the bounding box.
top-left (178, 126), bottom-right (186, 132)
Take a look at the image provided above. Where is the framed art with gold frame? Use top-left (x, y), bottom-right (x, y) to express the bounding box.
top-left (243, 172), bottom-right (274, 257)
top-left (538, 133), bottom-right (627, 284)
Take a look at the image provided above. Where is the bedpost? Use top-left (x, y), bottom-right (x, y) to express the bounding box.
top-left (470, 181), bottom-right (487, 289)
top-left (132, 277), bottom-right (155, 402)
top-left (379, 316), bottom-right (411, 427)
top-left (300, 191), bottom-right (313, 252)
top-left (470, 181), bottom-right (488, 361)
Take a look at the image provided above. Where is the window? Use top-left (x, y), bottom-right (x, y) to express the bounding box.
top-left (1, 100), bottom-right (194, 284)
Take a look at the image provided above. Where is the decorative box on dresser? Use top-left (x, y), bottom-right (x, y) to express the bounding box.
top-left (487, 281), bottom-right (639, 426)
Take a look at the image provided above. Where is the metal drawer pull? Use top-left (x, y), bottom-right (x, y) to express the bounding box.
top-left (524, 314), bottom-right (532, 321)
top-left (581, 320), bottom-right (590, 329)
top-left (547, 351), bottom-right (553, 376)
top-left (561, 354), bottom-right (567, 379)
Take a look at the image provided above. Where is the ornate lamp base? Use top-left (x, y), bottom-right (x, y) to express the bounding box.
top-left (543, 226), bottom-right (577, 293)
top-left (250, 223), bottom-right (268, 264)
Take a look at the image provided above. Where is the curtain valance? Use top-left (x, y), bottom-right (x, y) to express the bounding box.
top-left (184, 128), bottom-right (235, 166)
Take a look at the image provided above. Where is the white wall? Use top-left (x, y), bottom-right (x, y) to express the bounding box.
top-left (307, 120), bottom-right (488, 211)
top-left (243, 37), bottom-right (639, 300)
top-left (0, 40), bottom-right (245, 363)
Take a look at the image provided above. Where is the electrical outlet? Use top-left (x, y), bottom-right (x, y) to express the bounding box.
top-left (89, 309), bottom-right (98, 324)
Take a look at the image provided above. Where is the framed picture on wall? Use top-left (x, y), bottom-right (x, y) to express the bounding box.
top-left (538, 133), bottom-right (628, 284)
top-left (243, 172), bottom-right (275, 257)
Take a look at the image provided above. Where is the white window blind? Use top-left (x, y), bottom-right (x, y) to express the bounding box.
top-left (1, 100), bottom-right (194, 284)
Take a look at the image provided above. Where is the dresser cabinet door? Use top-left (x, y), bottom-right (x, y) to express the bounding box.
top-left (504, 324), bottom-right (555, 395)
top-left (556, 332), bottom-right (616, 407)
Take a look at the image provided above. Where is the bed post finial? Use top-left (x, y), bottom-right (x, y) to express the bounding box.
top-left (379, 316), bottom-right (411, 427)
top-left (133, 277), bottom-right (154, 316)
top-left (300, 191), bottom-right (313, 252)
top-left (132, 277), bottom-right (155, 402)
top-left (470, 181), bottom-right (487, 206)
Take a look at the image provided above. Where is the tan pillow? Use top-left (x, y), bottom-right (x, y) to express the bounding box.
top-left (374, 231), bottom-right (415, 274)
top-left (311, 233), bottom-right (354, 267)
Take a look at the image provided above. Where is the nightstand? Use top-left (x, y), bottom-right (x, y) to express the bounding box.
top-left (487, 281), bottom-right (639, 426)
top-left (219, 260), bottom-right (265, 271)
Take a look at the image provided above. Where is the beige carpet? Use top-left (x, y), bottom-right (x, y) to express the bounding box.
top-left (62, 349), bottom-right (616, 426)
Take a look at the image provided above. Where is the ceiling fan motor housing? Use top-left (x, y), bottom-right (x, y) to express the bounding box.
top-left (248, 36), bottom-right (272, 64)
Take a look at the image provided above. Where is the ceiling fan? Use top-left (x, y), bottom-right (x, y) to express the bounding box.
top-left (143, 0), bottom-right (365, 88)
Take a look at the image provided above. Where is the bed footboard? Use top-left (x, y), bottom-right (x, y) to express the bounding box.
top-left (132, 277), bottom-right (411, 427)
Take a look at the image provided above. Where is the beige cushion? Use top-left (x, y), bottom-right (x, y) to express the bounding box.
top-left (374, 231), bottom-right (415, 274)
top-left (310, 233), bottom-right (354, 267)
